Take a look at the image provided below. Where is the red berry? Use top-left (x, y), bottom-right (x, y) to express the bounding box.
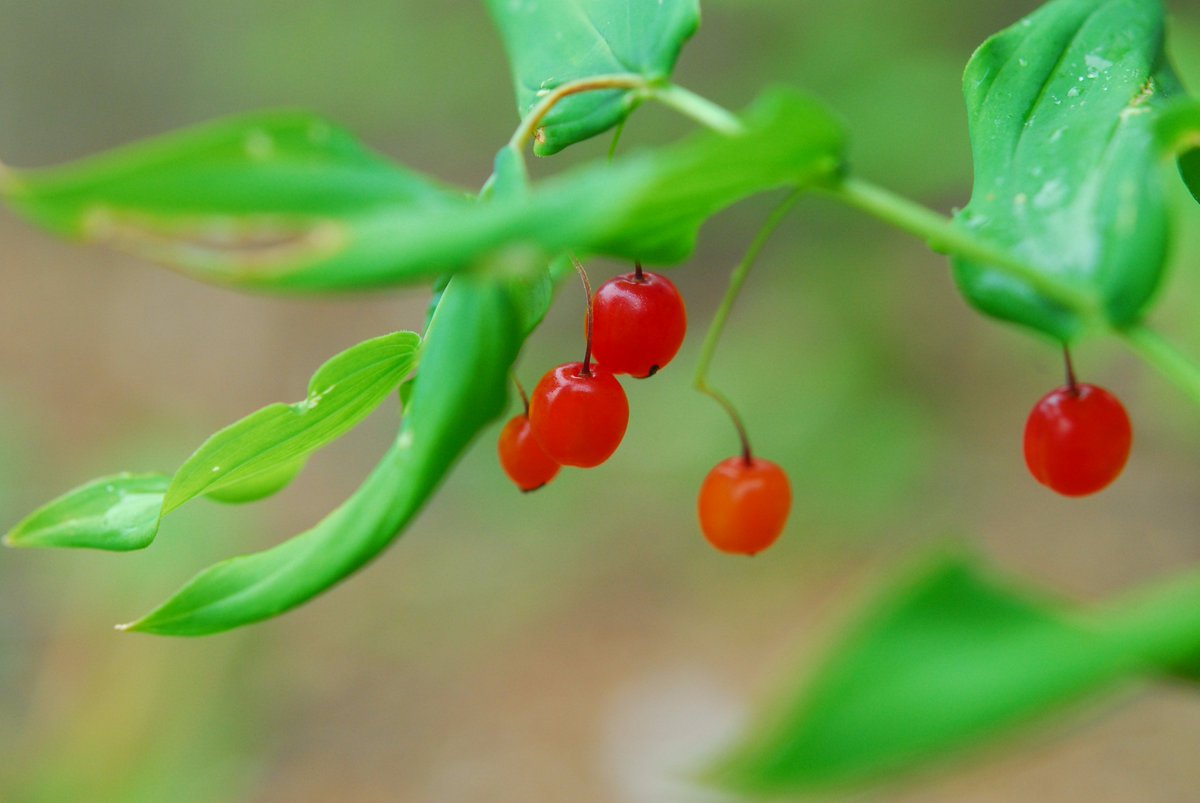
top-left (498, 414), bottom-right (560, 492)
top-left (698, 457), bottom-right (792, 555)
top-left (529, 363), bottom-right (629, 468)
top-left (1023, 383), bottom-right (1132, 497)
top-left (591, 270), bottom-right (687, 378)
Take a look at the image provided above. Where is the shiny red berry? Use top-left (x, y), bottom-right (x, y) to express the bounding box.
top-left (1023, 383), bottom-right (1132, 497)
top-left (591, 270), bottom-right (687, 378)
top-left (698, 457), bottom-right (792, 555)
top-left (498, 414), bottom-right (560, 492)
top-left (529, 363), bottom-right (629, 468)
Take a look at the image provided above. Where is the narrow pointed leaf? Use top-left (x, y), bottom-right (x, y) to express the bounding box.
top-left (0, 111), bottom-right (470, 289)
top-left (164, 331), bottom-right (420, 514)
top-left (487, 0), bottom-right (700, 155)
top-left (120, 275), bottom-right (523, 635)
top-left (709, 549), bottom-right (1200, 796)
top-left (952, 0), bottom-right (1180, 340)
top-left (7, 332), bottom-right (418, 552)
top-left (5, 474), bottom-right (171, 551)
top-left (4, 90), bottom-right (841, 293)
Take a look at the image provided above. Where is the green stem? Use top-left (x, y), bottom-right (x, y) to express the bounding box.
top-left (651, 83), bottom-right (745, 136)
top-left (1118, 324), bottom-right (1200, 407)
top-left (827, 176), bottom-right (1101, 319)
top-left (608, 110), bottom-right (633, 161)
top-left (830, 177), bottom-right (1200, 408)
top-left (694, 189), bottom-right (804, 461)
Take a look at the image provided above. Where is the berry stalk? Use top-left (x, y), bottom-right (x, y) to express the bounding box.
top-left (693, 189), bottom-right (803, 462)
top-left (570, 254), bottom-right (595, 377)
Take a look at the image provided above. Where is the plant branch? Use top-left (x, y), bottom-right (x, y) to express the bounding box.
top-left (826, 176), bottom-right (1102, 319)
top-left (695, 189), bottom-right (804, 461)
top-left (828, 176), bottom-right (1200, 407)
top-left (650, 84), bottom-right (745, 136)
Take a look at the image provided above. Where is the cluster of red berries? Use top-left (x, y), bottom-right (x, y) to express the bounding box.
top-left (498, 263), bottom-right (792, 555)
top-left (1023, 350), bottom-right (1132, 497)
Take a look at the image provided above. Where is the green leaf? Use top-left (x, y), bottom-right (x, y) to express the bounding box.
top-left (202, 457), bottom-right (309, 505)
top-left (5, 474), bottom-right (171, 551)
top-left (323, 88), bottom-right (841, 285)
top-left (487, 0), bottom-right (700, 155)
top-left (708, 549), bottom-right (1200, 796)
top-left (952, 0), bottom-right (1180, 340)
top-left (5, 90), bottom-right (840, 293)
top-left (1156, 99), bottom-right (1200, 205)
top-left (6, 332), bottom-right (418, 552)
top-left (0, 111), bottom-right (470, 289)
top-left (164, 331), bottom-right (420, 514)
top-left (119, 274), bottom-right (523, 636)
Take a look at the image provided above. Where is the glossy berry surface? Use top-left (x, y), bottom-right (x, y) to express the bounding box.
top-left (698, 457), bottom-right (792, 555)
top-left (591, 271), bottom-right (687, 378)
top-left (529, 363), bottom-right (629, 468)
top-left (498, 414), bottom-right (560, 492)
top-left (1023, 383), bottom-right (1132, 497)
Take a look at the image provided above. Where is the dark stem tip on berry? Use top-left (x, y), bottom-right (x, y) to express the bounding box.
top-left (634, 260), bottom-right (645, 282)
top-left (646, 365), bottom-right (660, 378)
top-left (521, 482), bottom-right (547, 494)
top-left (1062, 343), bottom-right (1079, 396)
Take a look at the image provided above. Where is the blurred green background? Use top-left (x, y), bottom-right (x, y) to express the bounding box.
top-left (4, 1), bottom-right (1200, 800)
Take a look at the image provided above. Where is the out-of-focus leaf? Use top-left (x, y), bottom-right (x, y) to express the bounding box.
top-left (3, 91), bottom-right (841, 292)
top-left (708, 549), bottom-right (1200, 796)
top-left (301, 88), bottom-right (842, 285)
top-left (120, 274), bottom-right (524, 635)
top-left (164, 331), bottom-right (419, 514)
top-left (5, 474), bottom-right (171, 551)
top-left (952, 0), bottom-right (1180, 340)
top-left (0, 111), bottom-right (470, 288)
top-left (487, 0), bottom-right (700, 155)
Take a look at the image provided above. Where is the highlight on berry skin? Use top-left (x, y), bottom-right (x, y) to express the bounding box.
top-left (591, 264), bottom-right (687, 379)
top-left (698, 456), bottom-right (793, 556)
top-left (1023, 382), bottom-right (1132, 497)
top-left (498, 414), bottom-right (560, 492)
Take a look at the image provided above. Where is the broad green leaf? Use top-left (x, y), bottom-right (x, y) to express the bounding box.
top-left (952, 0), bottom-right (1180, 340)
top-left (119, 274), bottom-right (523, 635)
top-left (164, 331), bottom-right (420, 514)
top-left (5, 474), bottom-right (171, 551)
top-left (708, 550), bottom-right (1200, 796)
top-left (487, 0), bottom-right (700, 155)
top-left (0, 111), bottom-right (470, 289)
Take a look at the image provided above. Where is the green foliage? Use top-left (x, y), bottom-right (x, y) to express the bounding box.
top-left (1157, 99), bottom-right (1200, 202)
top-left (952, 0), bottom-right (1178, 340)
top-left (120, 275), bottom-right (524, 636)
top-left (164, 331), bottom-right (420, 513)
top-left (487, 0), bottom-right (700, 155)
top-left (709, 549), bottom-right (1200, 796)
top-left (4, 1), bottom-right (1200, 790)
top-left (0, 112), bottom-right (467, 290)
top-left (5, 474), bottom-right (170, 551)
top-left (4, 332), bottom-right (418, 551)
top-left (2, 91), bottom-right (840, 293)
